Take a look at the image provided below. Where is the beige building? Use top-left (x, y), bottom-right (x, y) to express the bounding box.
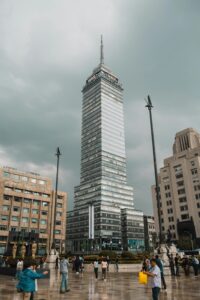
top-left (152, 128), bottom-right (200, 248)
top-left (0, 167), bottom-right (67, 255)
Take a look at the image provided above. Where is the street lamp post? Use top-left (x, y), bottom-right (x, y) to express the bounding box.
top-left (145, 96), bottom-right (162, 245)
top-left (52, 147), bottom-right (61, 251)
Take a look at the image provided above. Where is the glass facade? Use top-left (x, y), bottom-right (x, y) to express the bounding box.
top-left (67, 55), bottom-right (144, 252)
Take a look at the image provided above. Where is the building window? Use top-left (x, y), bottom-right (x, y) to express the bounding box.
top-left (32, 209), bottom-right (39, 214)
top-left (42, 202), bottom-right (48, 207)
top-left (13, 207), bottom-right (20, 212)
top-left (3, 195), bottom-right (11, 201)
top-left (23, 208), bottom-right (29, 214)
top-left (3, 171), bottom-right (10, 177)
top-left (165, 192), bottom-right (171, 198)
top-left (11, 227), bottom-right (17, 231)
top-left (56, 212), bottom-right (62, 217)
top-left (42, 194), bottom-right (49, 198)
top-left (32, 218), bottom-right (38, 224)
top-left (30, 178), bottom-right (37, 184)
top-left (195, 194), bottom-right (200, 200)
top-left (22, 217), bottom-right (28, 223)
top-left (11, 174), bottom-right (20, 181)
top-left (176, 173), bottom-right (183, 179)
top-left (177, 181), bottom-right (184, 187)
top-left (14, 197), bottom-right (21, 202)
top-left (191, 168), bottom-right (198, 175)
top-left (33, 200), bottom-right (40, 206)
top-left (40, 229), bottom-right (46, 234)
top-left (168, 216), bottom-right (174, 222)
top-left (15, 189), bottom-right (22, 193)
top-left (197, 203), bottom-right (200, 208)
top-left (41, 211), bottom-right (47, 216)
top-left (194, 185), bottom-right (200, 191)
top-left (164, 185), bottom-right (170, 190)
top-left (0, 225), bottom-right (7, 230)
top-left (180, 205), bottom-right (188, 211)
top-left (2, 205), bottom-right (9, 211)
top-left (21, 176), bottom-right (28, 182)
top-left (179, 197), bottom-right (187, 203)
top-left (39, 180), bottom-right (45, 185)
top-left (24, 198), bottom-right (31, 204)
top-left (181, 214), bottom-right (189, 220)
top-left (54, 230), bottom-right (61, 234)
top-left (1, 215), bottom-right (8, 221)
top-left (40, 220), bottom-right (47, 225)
top-left (11, 216), bottom-right (19, 222)
top-left (56, 221), bottom-right (61, 225)
top-left (167, 208), bottom-right (173, 214)
top-left (56, 203), bottom-right (62, 208)
top-left (191, 161), bottom-right (195, 166)
top-left (24, 190), bottom-right (31, 194)
top-left (178, 188), bottom-right (185, 195)
top-left (5, 186), bottom-right (13, 192)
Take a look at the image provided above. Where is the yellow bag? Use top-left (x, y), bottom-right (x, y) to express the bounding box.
top-left (138, 272), bottom-right (148, 284)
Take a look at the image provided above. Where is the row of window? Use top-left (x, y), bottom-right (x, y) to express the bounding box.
top-left (3, 171), bottom-right (46, 185)
top-left (0, 226), bottom-right (62, 235)
top-left (4, 187), bottom-right (50, 198)
top-left (1, 215), bottom-right (48, 224)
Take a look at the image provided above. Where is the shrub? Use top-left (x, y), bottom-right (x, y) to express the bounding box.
top-left (98, 251), bottom-right (117, 260)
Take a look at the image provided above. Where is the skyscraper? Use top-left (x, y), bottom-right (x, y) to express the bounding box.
top-left (67, 37), bottom-right (144, 252)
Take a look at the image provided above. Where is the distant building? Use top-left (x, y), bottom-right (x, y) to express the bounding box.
top-left (143, 215), bottom-right (156, 251)
top-left (152, 128), bottom-right (200, 248)
top-left (0, 167), bottom-right (67, 255)
top-left (66, 37), bottom-right (144, 253)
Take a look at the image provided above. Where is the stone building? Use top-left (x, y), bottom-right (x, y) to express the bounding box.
top-left (0, 166), bottom-right (67, 255)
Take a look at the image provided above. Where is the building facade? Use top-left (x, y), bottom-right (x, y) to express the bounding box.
top-left (67, 38), bottom-right (144, 253)
top-left (143, 215), bottom-right (156, 251)
top-left (0, 167), bottom-right (67, 255)
top-left (152, 128), bottom-right (200, 248)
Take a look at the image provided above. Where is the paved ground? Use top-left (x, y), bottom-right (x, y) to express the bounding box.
top-left (1, 269), bottom-right (200, 299)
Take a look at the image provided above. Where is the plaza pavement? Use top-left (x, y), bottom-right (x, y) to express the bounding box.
top-left (0, 269), bottom-right (200, 299)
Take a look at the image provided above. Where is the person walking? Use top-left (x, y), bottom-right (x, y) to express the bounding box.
top-left (155, 255), bottom-right (167, 291)
top-left (60, 255), bottom-right (70, 294)
top-left (191, 255), bottom-right (199, 277)
top-left (174, 254), bottom-right (180, 276)
top-left (182, 255), bottom-right (190, 276)
top-left (17, 260), bottom-right (48, 300)
top-left (143, 258), bottom-right (161, 300)
top-left (55, 257), bottom-right (59, 270)
top-left (169, 254), bottom-right (175, 276)
top-left (16, 259), bottom-right (24, 280)
top-left (93, 259), bottom-right (99, 279)
top-left (74, 255), bottom-right (81, 274)
top-left (101, 258), bottom-right (108, 281)
top-left (115, 257), bottom-right (119, 272)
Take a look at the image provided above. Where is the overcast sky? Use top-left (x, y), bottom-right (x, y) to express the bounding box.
top-left (0, 0), bottom-right (200, 214)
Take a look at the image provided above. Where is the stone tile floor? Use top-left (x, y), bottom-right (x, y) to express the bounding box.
top-left (0, 270), bottom-right (200, 299)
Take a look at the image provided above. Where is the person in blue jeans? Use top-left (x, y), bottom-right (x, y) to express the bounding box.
top-left (60, 255), bottom-right (70, 294)
top-left (17, 260), bottom-right (48, 300)
top-left (144, 258), bottom-right (161, 300)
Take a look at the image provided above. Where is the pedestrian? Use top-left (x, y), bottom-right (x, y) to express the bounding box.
top-left (182, 255), bottom-right (190, 276)
top-left (191, 255), bottom-right (199, 277)
top-left (169, 254), bottom-right (175, 276)
top-left (30, 263), bottom-right (39, 300)
top-left (115, 257), bottom-right (119, 272)
top-left (16, 259), bottom-right (24, 280)
top-left (155, 255), bottom-right (167, 291)
top-left (17, 260), bottom-right (48, 300)
top-left (79, 256), bottom-right (84, 273)
top-left (174, 254), bottom-right (180, 276)
top-left (143, 258), bottom-right (161, 300)
top-left (101, 258), bottom-right (108, 281)
top-left (74, 255), bottom-right (81, 274)
top-left (55, 257), bottom-right (59, 269)
top-left (93, 259), bottom-right (99, 279)
top-left (60, 255), bottom-right (70, 294)
top-left (106, 256), bottom-right (110, 272)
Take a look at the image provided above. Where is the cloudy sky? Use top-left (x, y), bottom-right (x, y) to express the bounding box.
top-left (0, 0), bottom-right (200, 214)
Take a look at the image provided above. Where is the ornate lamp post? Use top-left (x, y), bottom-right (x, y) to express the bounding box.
top-left (145, 96), bottom-right (162, 245)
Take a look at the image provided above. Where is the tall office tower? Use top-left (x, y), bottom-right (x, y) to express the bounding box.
top-left (67, 38), bottom-right (144, 252)
top-left (152, 128), bottom-right (200, 248)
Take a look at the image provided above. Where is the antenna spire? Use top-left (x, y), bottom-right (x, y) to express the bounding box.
top-left (100, 35), bottom-right (104, 64)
